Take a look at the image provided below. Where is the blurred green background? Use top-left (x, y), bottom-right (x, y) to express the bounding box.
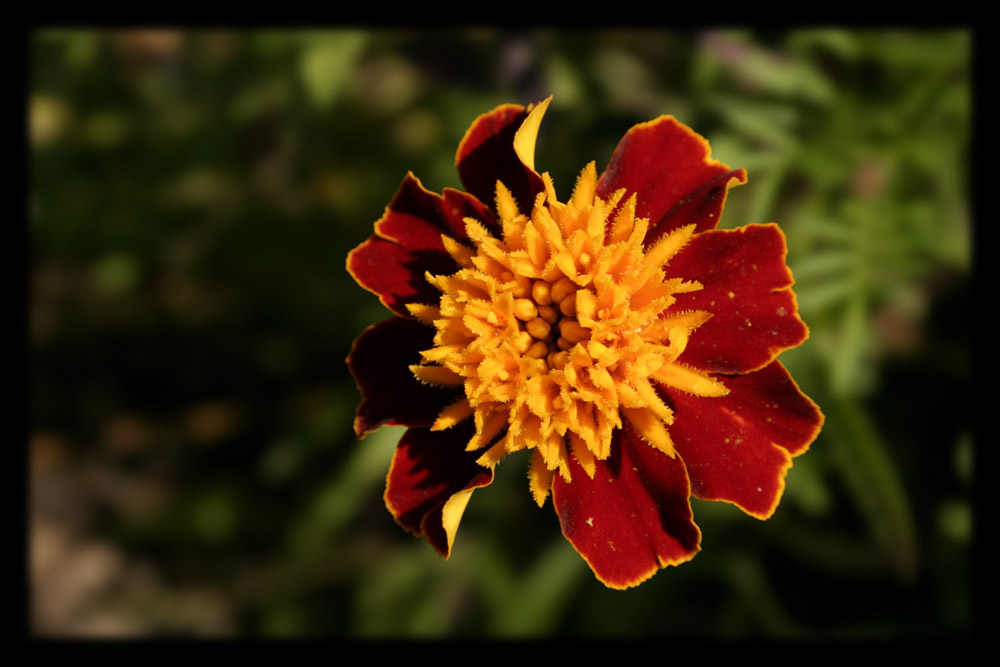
top-left (30, 29), bottom-right (970, 637)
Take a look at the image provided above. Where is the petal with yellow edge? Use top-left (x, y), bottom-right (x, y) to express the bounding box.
top-left (347, 173), bottom-right (495, 317)
top-left (552, 420), bottom-right (701, 589)
top-left (666, 361), bottom-right (824, 518)
top-left (669, 224), bottom-right (809, 375)
top-left (595, 115), bottom-right (747, 242)
top-left (384, 422), bottom-right (494, 558)
top-left (455, 101), bottom-right (546, 217)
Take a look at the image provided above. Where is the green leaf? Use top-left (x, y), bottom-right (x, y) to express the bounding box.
top-left (789, 250), bottom-right (854, 282)
top-left (288, 425), bottom-right (403, 557)
top-left (830, 288), bottom-right (870, 397)
top-left (490, 539), bottom-right (585, 636)
top-left (823, 392), bottom-right (919, 581)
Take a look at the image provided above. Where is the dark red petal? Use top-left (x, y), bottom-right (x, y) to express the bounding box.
top-left (347, 235), bottom-right (454, 318)
top-left (347, 173), bottom-right (497, 317)
top-left (552, 421), bottom-right (701, 589)
top-left (595, 115), bottom-right (746, 244)
top-left (347, 317), bottom-right (461, 437)
top-left (385, 422), bottom-right (493, 558)
top-left (669, 224), bottom-right (809, 375)
top-left (665, 361), bottom-right (824, 518)
top-left (376, 176), bottom-right (500, 246)
top-left (455, 103), bottom-right (545, 218)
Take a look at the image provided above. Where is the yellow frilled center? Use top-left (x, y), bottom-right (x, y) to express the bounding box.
top-left (406, 163), bottom-right (729, 506)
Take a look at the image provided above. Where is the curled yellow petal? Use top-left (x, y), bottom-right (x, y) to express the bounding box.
top-left (569, 431), bottom-right (596, 479)
top-left (643, 223), bottom-right (696, 270)
top-left (441, 234), bottom-right (475, 268)
top-left (513, 96), bottom-right (552, 172)
top-left (440, 487), bottom-right (476, 555)
top-left (652, 363), bottom-right (730, 397)
top-left (410, 364), bottom-right (464, 386)
top-left (570, 161), bottom-right (597, 211)
top-left (622, 406), bottom-right (676, 458)
top-left (495, 180), bottom-right (521, 221)
top-left (432, 398), bottom-right (474, 431)
top-left (529, 449), bottom-right (553, 507)
top-left (405, 302), bottom-right (441, 325)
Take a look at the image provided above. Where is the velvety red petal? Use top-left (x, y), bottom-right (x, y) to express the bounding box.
top-left (665, 361), bottom-right (824, 518)
top-left (347, 235), bottom-right (453, 318)
top-left (385, 422), bottom-right (493, 557)
top-left (668, 223), bottom-right (809, 375)
top-left (552, 421), bottom-right (701, 589)
top-left (376, 176), bottom-right (499, 246)
top-left (347, 173), bottom-right (497, 317)
top-left (347, 317), bottom-right (461, 437)
top-left (595, 115), bottom-right (746, 244)
top-left (455, 103), bottom-right (544, 218)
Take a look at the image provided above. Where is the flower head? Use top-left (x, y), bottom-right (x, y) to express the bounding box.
top-left (347, 98), bottom-right (823, 588)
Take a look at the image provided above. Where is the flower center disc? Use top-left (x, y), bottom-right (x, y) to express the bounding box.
top-left (408, 163), bottom-right (729, 504)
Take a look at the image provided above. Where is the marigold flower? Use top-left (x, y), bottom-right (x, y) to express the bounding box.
top-left (347, 97), bottom-right (823, 589)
